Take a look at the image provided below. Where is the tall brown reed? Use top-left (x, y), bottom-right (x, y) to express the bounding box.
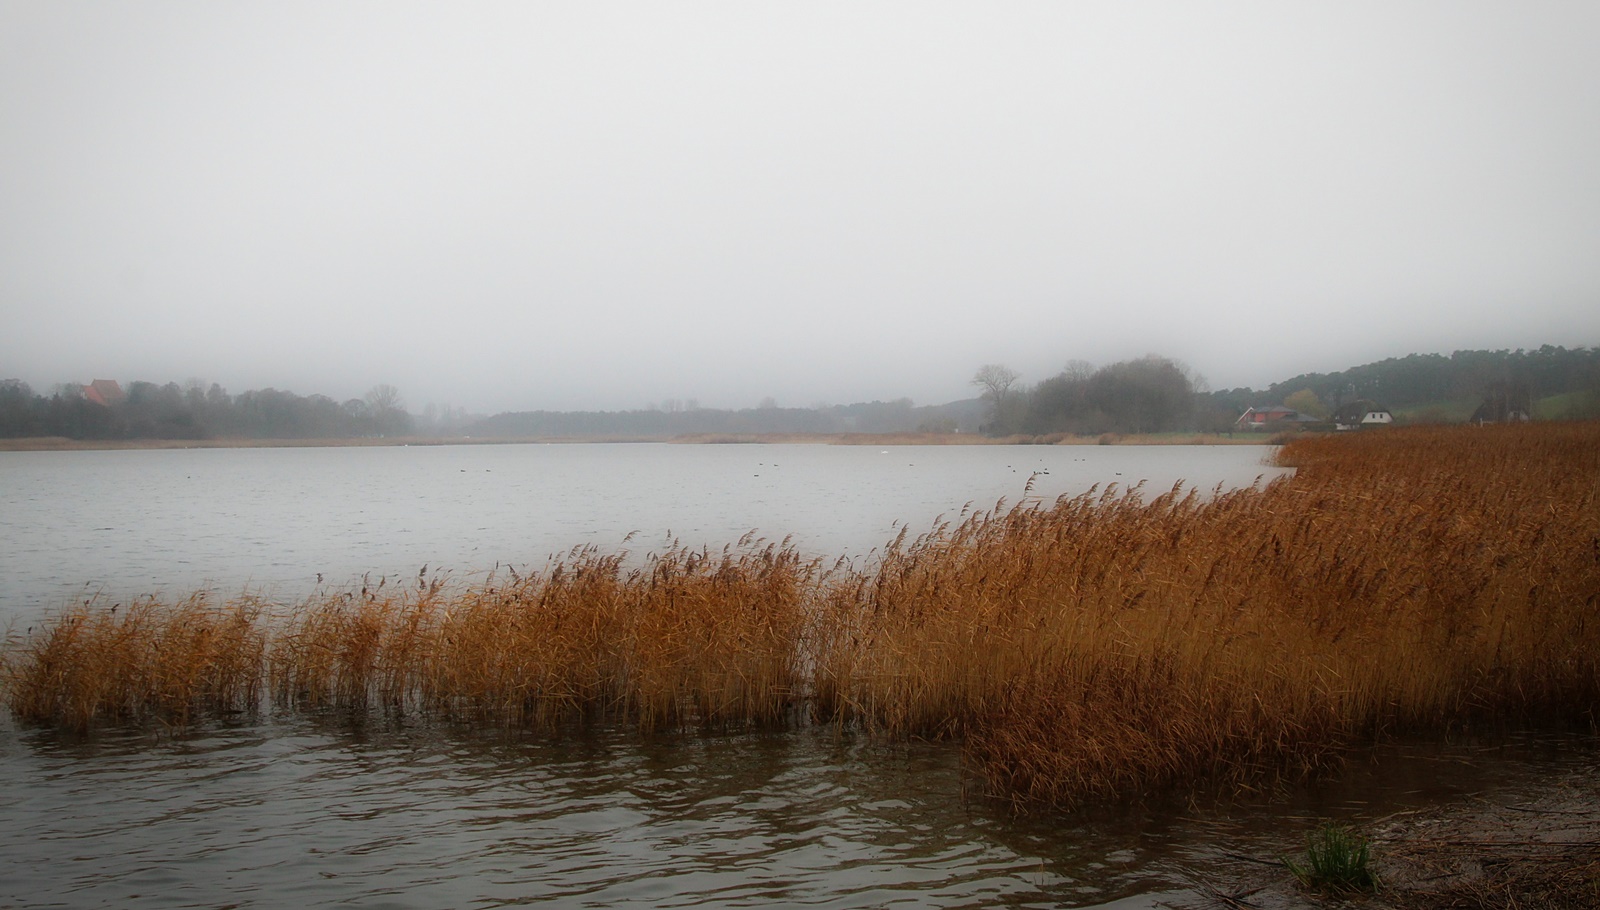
top-left (951, 423), bottom-right (1600, 807)
top-left (265, 539), bottom-right (818, 732)
top-left (4, 422), bottom-right (1596, 810)
top-left (620, 538), bottom-right (815, 730)
top-left (2, 593), bottom-right (265, 732)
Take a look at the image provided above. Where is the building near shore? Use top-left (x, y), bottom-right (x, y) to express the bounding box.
top-left (1330, 399), bottom-right (1393, 430)
top-left (82, 380), bottom-right (125, 407)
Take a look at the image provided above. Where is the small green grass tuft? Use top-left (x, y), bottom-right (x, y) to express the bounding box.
top-left (1286, 823), bottom-right (1378, 895)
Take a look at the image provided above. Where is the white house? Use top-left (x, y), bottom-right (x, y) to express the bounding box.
top-left (1331, 399), bottom-right (1392, 431)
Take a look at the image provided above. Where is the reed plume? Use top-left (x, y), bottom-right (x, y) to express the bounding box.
top-left (2, 593), bottom-right (265, 732)
top-left (261, 539), bottom-right (816, 732)
top-left (956, 422), bottom-right (1600, 806)
top-left (4, 422), bottom-right (1596, 810)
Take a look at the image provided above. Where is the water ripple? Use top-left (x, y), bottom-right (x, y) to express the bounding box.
top-left (0, 716), bottom-right (1206, 909)
top-left (3, 714), bottom-right (1596, 908)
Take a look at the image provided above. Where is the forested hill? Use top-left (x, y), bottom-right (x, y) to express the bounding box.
top-left (963, 346), bottom-right (1600, 437)
top-left (1208, 345), bottom-right (1600, 414)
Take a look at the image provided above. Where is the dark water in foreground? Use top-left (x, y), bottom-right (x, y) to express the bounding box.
top-left (1, 712), bottom-right (1594, 909)
top-left (0, 716), bottom-right (1177, 909)
top-left (2, 443), bottom-right (1595, 907)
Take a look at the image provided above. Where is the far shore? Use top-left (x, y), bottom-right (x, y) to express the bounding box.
top-left (0, 431), bottom-right (1275, 452)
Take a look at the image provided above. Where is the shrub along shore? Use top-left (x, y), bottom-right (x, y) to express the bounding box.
top-left (4, 422), bottom-right (1597, 810)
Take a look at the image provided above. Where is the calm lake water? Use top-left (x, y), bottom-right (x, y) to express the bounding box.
top-left (1, 443), bottom-right (1589, 909)
top-left (0, 442), bottom-right (1289, 620)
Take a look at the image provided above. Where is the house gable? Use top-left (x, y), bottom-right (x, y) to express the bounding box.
top-left (83, 379), bottom-right (125, 408)
top-left (1234, 405), bottom-right (1308, 430)
top-left (1330, 398), bottom-right (1391, 430)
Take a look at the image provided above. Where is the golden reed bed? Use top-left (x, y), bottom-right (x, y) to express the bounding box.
top-left (5, 422), bottom-right (1597, 808)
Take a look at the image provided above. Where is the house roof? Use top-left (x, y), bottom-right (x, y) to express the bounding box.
top-left (83, 379), bottom-right (125, 407)
top-left (1329, 399), bottom-right (1389, 421)
top-left (1235, 406), bottom-right (1315, 427)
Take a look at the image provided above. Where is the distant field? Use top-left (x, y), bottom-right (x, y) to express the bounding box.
top-left (1385, 392), bottom-right (1600, 424)
top-left (1389, 398), bottom-right (1479, 424)
top-left (1536, 389), bottom-right (1600, 420)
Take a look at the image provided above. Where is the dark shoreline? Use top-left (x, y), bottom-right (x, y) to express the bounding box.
top-left (0, 431), bottom-right (1272, 452)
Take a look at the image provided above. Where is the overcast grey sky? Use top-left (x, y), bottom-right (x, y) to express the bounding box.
top-left (3, 2), bottom-right (1598, 414)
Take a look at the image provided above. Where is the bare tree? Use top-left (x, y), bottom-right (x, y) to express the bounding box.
top-left (1175, 359), bottom-right (1209, 395)
top-left (365, 383), bottom-right (404, 414)
top-left (363, 383), bottom-right (412, 436)
top-left (971, 364), bottom-right (1020, 403)
top-left (972, 364), bottom-right (1023, 435)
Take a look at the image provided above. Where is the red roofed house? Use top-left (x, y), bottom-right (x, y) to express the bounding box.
top-left (1234, 405), bottom-right (1308, 431)
top-left (83, 379), bottom-right (125, 407)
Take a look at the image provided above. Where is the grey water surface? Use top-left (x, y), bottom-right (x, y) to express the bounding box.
top-left (0, 442), bottom-right (1287, 621)
top-left (9, 443), bottom-right (1585, 909)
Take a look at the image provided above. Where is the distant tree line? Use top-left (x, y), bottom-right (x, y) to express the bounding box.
top-left (971, 355), bottom-right (1208, 436)
top-left (468, 398), bottom-right (987, 438)
top-left (7, 345), bottom-right (1595, 442)
top-left (967, 345), bottom-right (1600, 437)
top-left (0, 379), bottom-right (417, 440)
top-left (1206, 345), bottom-right (1600, 418)
top-left (0, 378), bottom-right (985, 441)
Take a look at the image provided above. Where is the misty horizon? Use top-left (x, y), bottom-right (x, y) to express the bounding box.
top-left (5, 4), bottom-right (1598, 415)
top-left (10, 338), bottom-right (1600, 422)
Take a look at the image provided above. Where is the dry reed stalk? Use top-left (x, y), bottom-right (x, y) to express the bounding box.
top-left (2, 594), bottom-right (266, 731)
top-left (261, 540), bottom-right (818, 732)
top-left (422, 549), bottom-right (634, 727)
top-left (619, 540), bottom-right (816, 730)
top-left (3, 422), bottom-right (1596, 812)
top-left (268, 590), bottom-right (439, 712)
top-left (948, 422), bottom-right (1600, 807)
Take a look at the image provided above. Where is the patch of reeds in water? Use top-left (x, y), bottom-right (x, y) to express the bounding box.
top-left (5, 422), bottom-right (1597, 809)
top-left (2, 594), bottom-right (264, 731)
top-left (266, 538), bottom-right (816, 733)
top-left (958, 422), bottom-right (1600, 806)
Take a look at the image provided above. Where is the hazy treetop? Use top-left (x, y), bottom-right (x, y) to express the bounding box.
top-left (3, 2), bottom-right (1597, 413)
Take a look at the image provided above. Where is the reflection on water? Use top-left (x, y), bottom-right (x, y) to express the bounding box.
top-left (1, 710), bottom-right (1594, 909)
top-left (3, 444), bottom-right (1594, 907)
top-left (0, 715), bottom-right (1185, 909)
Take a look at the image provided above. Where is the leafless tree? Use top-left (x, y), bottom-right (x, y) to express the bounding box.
top-left (363, 383), bottom-right (412, 435)
top-left (971, 364), bottom-right (1020, 403)
top-left (365, 383), bottom-right (404, 414)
